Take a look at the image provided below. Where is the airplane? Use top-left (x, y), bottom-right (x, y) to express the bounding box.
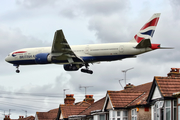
top-left (5, 13), bottom-right (171, 74)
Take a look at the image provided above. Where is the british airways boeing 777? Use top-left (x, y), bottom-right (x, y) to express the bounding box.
top-left (5, 13), bottom-right (171, 74)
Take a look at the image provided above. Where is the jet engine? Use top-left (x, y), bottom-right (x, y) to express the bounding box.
top-left (35, 53), bottom-right (52, 64)
top-left (63, 64), bottom-right (83, 71)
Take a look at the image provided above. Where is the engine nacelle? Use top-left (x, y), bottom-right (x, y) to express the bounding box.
top-left (35, 53), bottom-right (51, 64)
top-left (63, 64), bottom-right (83, 71)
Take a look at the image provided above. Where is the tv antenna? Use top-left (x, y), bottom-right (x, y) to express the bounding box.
top-left (22, 110), bottom-right (27, 118)
top-left (122, 67), bottom-right (134, 85)
top-left (1, 110), bottom-right (6, 117)
top-left (9, 109), bottom-right (15, 116)
top-left (117, 79), bottom-right (124, 89)
top-left (79, 85), bottom-right (93, 95)
top-left (63, 89), bottom-right (69, 98)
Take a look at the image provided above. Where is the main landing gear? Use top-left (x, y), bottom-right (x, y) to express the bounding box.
top-left (14, 64), bottom-right (20, 73)
top-left (81, 63), bottom-right (93, 74)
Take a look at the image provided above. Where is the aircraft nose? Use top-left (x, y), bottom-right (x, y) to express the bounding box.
top-left (5, 56), bottom-right (10, 62)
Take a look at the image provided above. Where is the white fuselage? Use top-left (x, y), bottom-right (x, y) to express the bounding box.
top-left (5, 42), bottom-right (152, 65)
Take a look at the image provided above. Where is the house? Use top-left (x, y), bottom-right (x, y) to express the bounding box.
top-left (57, 94), bottom-right (100, 120)
top-left (147, 68), bottom-right (180, 120)
top-left (56, 82), bottom-right (152, 120)
top-left (35, 108), bottom-right (58, 120)
top-left (36, 67), bottom-right (180, 120)
top-left (4, 115), bottom-right (35, 120)
top-left (69, 97), bottom-right (106, 120)
top-left (99, 82), bottom-right (152, 120)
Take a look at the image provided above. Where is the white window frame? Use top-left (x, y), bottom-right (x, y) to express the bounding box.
top-left (117, 111), bottom-right (121, 120)
top-left (131, 109), bottom-right (137, 120)
top-left (123, 111), bottom-right (128, 120)
top-left (99, 114), bottom-right (106, 120)
top-left (173, 100), bottom-right (177, 120)
top-left (165, 100), bottom-right (171, 120)
top-left (109, 110), bottom-right (128, 120)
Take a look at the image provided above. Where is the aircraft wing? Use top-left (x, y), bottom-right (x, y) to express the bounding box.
top-left (51, 30), bottom-right (83, 63)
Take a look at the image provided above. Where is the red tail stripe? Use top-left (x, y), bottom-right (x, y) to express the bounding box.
top-left (140, 18), bottom-right (159, 30)
top-left (134, 35), bottom-right (144, 43)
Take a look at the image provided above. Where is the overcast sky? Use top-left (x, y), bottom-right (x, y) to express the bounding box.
top-left (0, 0), bottom-right (180, 119)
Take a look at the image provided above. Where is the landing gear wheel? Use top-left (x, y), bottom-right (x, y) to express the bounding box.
top-left (16, 70), bottom-right (20, 73)
top-left (81, 69), bottom-right (93, 74)
top-left (14, 64), bottom-right (20, 73)
top-left (80, 63), bottom-right (93, 74)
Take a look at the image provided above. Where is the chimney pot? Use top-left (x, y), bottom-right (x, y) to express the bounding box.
top-left (64, 94), bottom-right (75, 105)
top-left (4, 115), bottom-right (10, 120)
top-left (124, 83), bottom-right (134, 89)
top-left (168, 68), bottom-right (180, 77)
top-left (84, 95), bottom-right (94, 104)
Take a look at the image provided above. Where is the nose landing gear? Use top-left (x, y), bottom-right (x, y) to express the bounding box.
top-left (14, 64), bottom-right (20, 73)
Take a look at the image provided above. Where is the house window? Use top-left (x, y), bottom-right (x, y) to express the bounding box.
top-left (110, 110), bottom-right (128, 120)
top-left (173, 100), bottom-right (177, 120)
top-left (112, 111), bottom-right (116, 120)
top-left (100, 114), bottom-right (105, 120)
top-left (117, 111), bottom-right (121, 120)
top-left (123, 111), bottom-right (128, 120)
top-left (131, 109), bottom-right (137, 120)
top-left (178, 98), bottom-right (180, 120)
top-left (154, 101), bottom-right (164, 120)
top-left (165, 100), bottom-right (171, 120)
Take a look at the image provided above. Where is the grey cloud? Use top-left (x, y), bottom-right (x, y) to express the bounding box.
top-left (16, 0), bottom-right (59, 8)
top-left (169, 0), bottom-right (180, 19)
top-left (0, 27), bottom-right (50, 59)
top-left (59, 0), bottom-right (129, 19)
top-left (59, 8), bottom-right (79, 19)
top-left (79, 0), bottom-right (129, 16)
top-left (88, 15), bottom-right (130, 43)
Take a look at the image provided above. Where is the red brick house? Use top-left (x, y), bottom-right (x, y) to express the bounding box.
top-left (36, 68), bottom-right (180, 120)
top-left (147, 68), bottom-right (180, 120)
top-left (4, 115), bottom-right (35, 120)
top-left (56, 94), bottom-right (104, 120)
top-left (35, 108), bottom-right (58, 120)
top-left (100, 82), bottom-right (152, 120)
top-left (55, 82), bottom-right (152, 120)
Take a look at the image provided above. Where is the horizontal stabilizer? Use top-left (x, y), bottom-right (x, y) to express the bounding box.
top-left (135, 39), bottom-right (151, 48)
top-left (159, 47), bottom-right (174, 49)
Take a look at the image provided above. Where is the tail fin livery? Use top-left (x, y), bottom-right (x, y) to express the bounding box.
top-left (131, 13), bottom-right (161, 43)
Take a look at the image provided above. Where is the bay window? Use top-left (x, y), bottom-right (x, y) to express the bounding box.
top-left (110, 110), bottom-right (128, 120)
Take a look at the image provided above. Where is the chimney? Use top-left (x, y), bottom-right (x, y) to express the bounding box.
top-left (124, 83), bottom-right (134, 89)
top-left (167, 68), bottom-right (180, 77)
top-left (19, 116), bottom-right (24, 119)
top-left (4, 115), bottom-right (10, 120)
top-left (84, 95), bottom-right (94, 104)
top-left (64, 94), bottom-right (75, 105)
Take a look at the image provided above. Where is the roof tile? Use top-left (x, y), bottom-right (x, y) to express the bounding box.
top-left (108, 82), bottom-right (152, 108)
top-left (155, 76), bottom-right (180, 97)
top-left (36, 108), bottom-right (58, 120)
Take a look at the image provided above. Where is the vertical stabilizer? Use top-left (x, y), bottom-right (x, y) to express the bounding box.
top-left (130, 13), bottom-right (161, 43)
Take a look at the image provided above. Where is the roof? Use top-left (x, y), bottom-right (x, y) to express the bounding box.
top-left (20, 116), bottom-right (35, 120)
top-left (107, 82), bottom-right (152, 108)
top-left (60, 105), bottom-right (89, 118)
top-left (79, 97), bottom-right (106, 115)
top-left (75, 101), bottom-right (91, 106)
top-left (36, 108), bottom-right (58, 120)
top-left (155, 76), bottom-right (180, 97)
top-left (11, 116), bottom-right (35, 120)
